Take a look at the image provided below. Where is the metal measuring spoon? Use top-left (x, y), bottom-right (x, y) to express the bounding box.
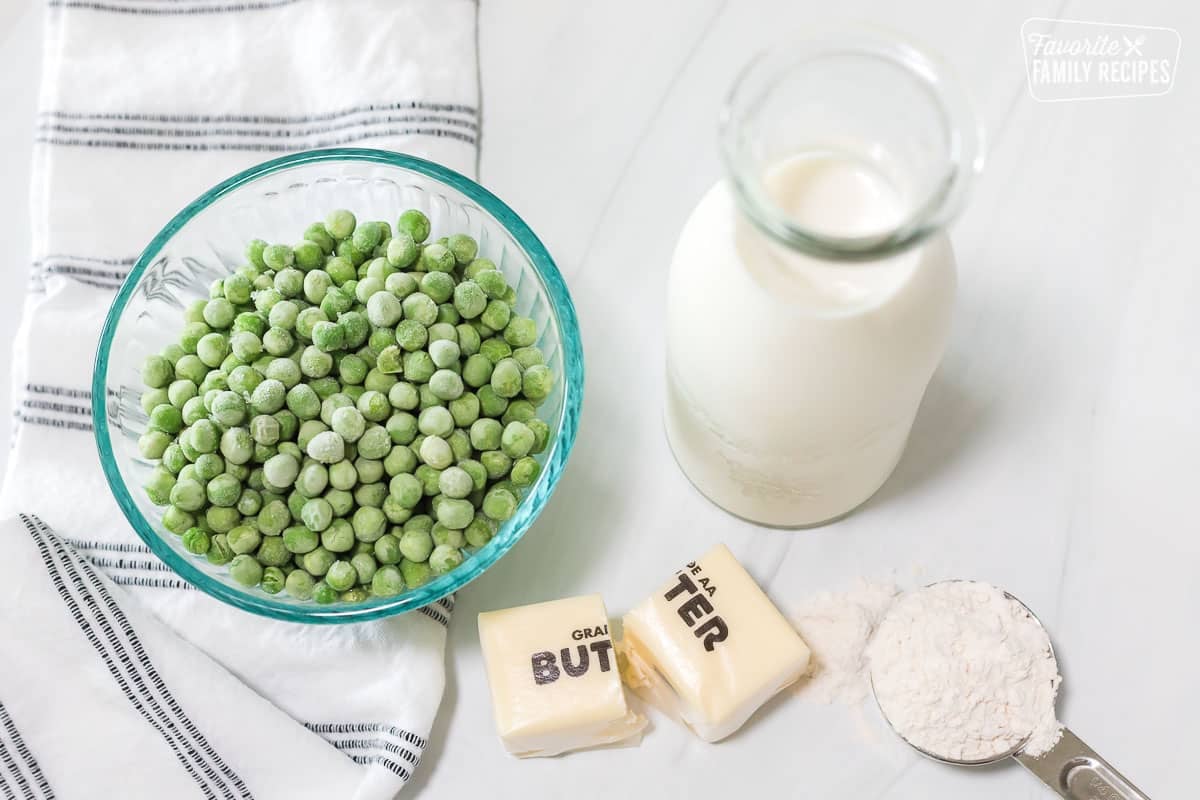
top-left (870, 581), bottom-right (1151, 799)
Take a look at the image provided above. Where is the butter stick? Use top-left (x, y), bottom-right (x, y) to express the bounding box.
top-left (478, 594), bottom-right (647, 757)
top-left (617, 543), bottom-right (810, 742)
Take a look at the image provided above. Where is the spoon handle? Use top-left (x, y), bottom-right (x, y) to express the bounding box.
top-left (1015, 728), bottom-right (1150, 799)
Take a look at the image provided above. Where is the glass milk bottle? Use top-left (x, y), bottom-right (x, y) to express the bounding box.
top-left (665, 32), bottom-right (983, 527)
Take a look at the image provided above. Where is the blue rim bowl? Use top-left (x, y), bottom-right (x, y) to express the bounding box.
top-left (92, 148), bottom-right (583, 623)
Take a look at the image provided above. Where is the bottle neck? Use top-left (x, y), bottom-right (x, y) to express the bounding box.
top-left (720, 30), bottom-right (983, 262)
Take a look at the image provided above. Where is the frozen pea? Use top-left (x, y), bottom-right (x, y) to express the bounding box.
top-left (449, 393), bottom-right (480, 428)
top-left (230, 330), bottom-right (263, 362)
top-left (337, 353), bottom-right (368, 385)
top-left (322, 519), bottom-right (356, 552)
top-left (366, 291), bottom-right (403, 327)
top-left (428, 369), bottom-right (463, 401)
top-left (256, 536), bottom-right (291, 567)
top-left (457, 324), bottom-right (482, 357)
top-left (513, 346), bottom-right (545, 369)
top-left (479, 337), bottom-right (512, 365)
top-left (357, 390), bottom-right (391, 422)
top-left (376, 345), bottom-right (403, 374)
top-left (386, 231), bottom-right (419, 267)
top-left (371, 565), bottom-right (404, 596)
top-left (328, 460), bottom-right (357, 491)
top-left (479, 384), bottom-right (509, 418)
top-left (167, 379), bottom-right (198, 408)
top-left (374, 534), bottom-right (402, 565)
top-left (193, 452), bottom-right (224, 481)
top-left (511, 457), bottom-right (541, 487)
top-left (386, 412), bottom-right (419, 445)
top-left (283, 525), bottom-right (319, 555)
top-left (295, 307), bottom-right (328, 340)
top-left (260, 566), bottom-right (286, 594)
top-left (420, 271), bottom-right (455, 304)
top-left (401, 293), bottom-right (438, 327)
top-left (428, 338), bottom-right (460, 368)
top-left (230, 554), bottom-right (263, 587)
top-left (331, 406), bottom-right (366, 442)
top-left (249, 414), bottom-right (280, 445)
top-left (227, 365), bottom-right (262, 397)
top-left (421, 243), bottom-right (455, 273)
top-left (237, 488), bottom-right (263, 516)
top-left (210, 391), bottom-right (245, 426)
top-left (325, 209), bottom-right (357, 240)
top-left (142, 387), bottom-right (170, 416)
top-left (351, 552), bottom-right (378, 584)
top-left (285, 569), bottom-right (316, 600)
top-left (282, 383), bottom-right (319, 422)
top-left (227, 525), bottom-right (262, 555)
top-left (356, 276), bottom-right (385, 304)
top-left (403, 351), bottom-right (435, 383)
top-left (438, 466), bottom-right (474, 500)
top-left (522, 365), bottom-right (555, 403)
top-left (313, 582), bottom-right (338, 604)
top-left (352, 221), bottom-right (385, 253)
top-left (448, 429), bottom-right (472, 462)
top-left (490, 358), bottom-right (523, 399)
top-left (257, 500), bottom-right (291, 535)
top-left (388, 382), bottom-right (419, 411)
top-left (162, 444), bottom-right (187, 475)
top-left (453, 280), bottom-right (487, 319)
top-left (299, 345), bottom-right (333, 378)
top-left (309, 376), bottom-right (340, 400)
top-left (355, 456), bottom-right (385, 485)
top-left (446, 233), bottom-right (477, 265)
top-left (251, 379), bottom-right (286, 414)
top-left (143, 468), bottom-right (176, 506)
top-left (458, 459), bottom-right (487, 492)
top-left (363, 368), bottom-right (397, 395)
top-left (325, 257), bottom-right (356, 287)
top-left (462, 354), bottom-right (494, 388)
top-left (357, 426), bottom-right (392, 460)
top-left (390, 473), bottom-right (423, 509)
top-left (436, 498), bottom-right (474, 530)
top-left (303, 546), bottom-right (336, 576)
top-left (295, 462), bottom-right (329, 498)
top-left (311, 320), bottom-right (345, 352)
top-left (480, 300), bottom-right (511, 333)
top-left (352, 506), bottom-right (388, 542)
top-left (263, 452), bottom-right (300, 489)
top-left (502, 399), bottom-right (536, 425)
top-left (220, 427), bottom-right (254, 465)
top-left (503, 317), bottom-right (538, 349)
top-left (384, 444), bottom-right (418, 476)
top-left (397, 209), bottom-right (430, 243)
top-left (527, 418), bottom-right (551, 454)
top-left (474, 269), bottom-right (508, 300)
top-left (435, 304), bottom-right (460, 325)
top-left (197, 333), bottom-right (229, 367)
top-left (470, 418), bottom-right (503, 450)
top-left (429, 544), bottom-right (464, 575)
top-left (418, 436), bottom-right (453, 470)
top-left (414, 464), bottom-right (441, 496)
top-left (149, 404), bottom-right (184, 434)
top-left (325, 488), bottom-right (355, 517)
top-left (354, 482), bottom-right (388, 509)
top-left (307, 430), bottom-right (346, 464)
top-left (203, 298), bottom-right (236, 330)
top-left (301, 498), bottom-right (333, 532)
top-left (181, 527), bottom-right (211, 555)
top-left (395, 319), bottom-right (428, 352)
top-left (483, 487), bottom-right (518, 521)
top-left (204, 534), bottom-right (234, 565)
top-left (480, 450), bottom-right (512, 480)
top-left (386, 271), bottom-right (419, 299)
top-left (164, 505), bottom-right (195, 536)
top-left (263, 244), bottom-right (294, 271)
top-left (418, 406), bottom-right (454, 437)
top-left (365, 257), bottom-right (394, 281)
top-left (398, 526), bottom-right (434, 563)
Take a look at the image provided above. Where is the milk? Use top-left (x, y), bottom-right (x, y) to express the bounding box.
top-left (665, 154), bottom-right (956, 527)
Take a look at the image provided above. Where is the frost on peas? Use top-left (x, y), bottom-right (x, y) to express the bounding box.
top-left (138, 210), bottom-right (557, 601)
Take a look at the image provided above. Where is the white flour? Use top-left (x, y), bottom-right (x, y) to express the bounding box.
top-left (866, 581), bottom-right (1063, 760)
top-left (791, 580), bottom-right (900, 704)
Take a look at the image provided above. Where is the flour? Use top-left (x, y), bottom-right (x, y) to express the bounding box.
top-left (791, 580), bottom-right (900, 705)
top-left (866, 581), bottom-right (1063, 761)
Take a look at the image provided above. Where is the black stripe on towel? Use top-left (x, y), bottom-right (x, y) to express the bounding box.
top-left (30, 256), bottom-right (133, 293)
top-left (303, 722), bottom-right (426, 750)
top-left (25, 384), bottom-right (93, 401)
top-left (417, 605), bottom-right (450, 626)
top-left (40, 101), bottom-right (478, 124)
top-left (36, 126), bottom-right (477, 151)
top-left (0, 702), bottom-right (54, 800)
top-left (12, 413), bottom-right (93, 433)
top-left (20, 398), bottom-right (92, 418)
top-left (348, 754), bottom-right (411, 782)
top-left (37, 114), bottom-right (479, 140)
top-left (304, 722), bottom-right (426, 782)
top-left (21, 515), bottom-right (252, 800)
top-left (47, 0), bottom-right (305, 15)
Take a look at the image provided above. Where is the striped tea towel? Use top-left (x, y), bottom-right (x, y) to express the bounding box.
top-left (0, 0), bottom-right (479, 797)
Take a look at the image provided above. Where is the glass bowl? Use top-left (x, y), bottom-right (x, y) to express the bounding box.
top-left (93, 148), bottom-right (583, 623)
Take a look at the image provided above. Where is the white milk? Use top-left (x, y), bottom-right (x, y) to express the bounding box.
top-left (664, 154), bottom-right (956, 526)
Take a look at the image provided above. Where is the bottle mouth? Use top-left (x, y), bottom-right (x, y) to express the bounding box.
top-left (719, 29), bottom-right (985, 261)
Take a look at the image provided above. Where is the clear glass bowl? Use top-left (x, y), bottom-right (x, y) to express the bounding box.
top-left (93, 148), bottom-right (583, 623)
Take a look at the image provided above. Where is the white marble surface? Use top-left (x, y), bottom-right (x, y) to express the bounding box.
top-left (2, 1), bottom-right (1197, 797)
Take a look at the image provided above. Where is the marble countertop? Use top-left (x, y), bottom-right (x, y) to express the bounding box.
top-left (2, 1), bottom-right (1196, 797)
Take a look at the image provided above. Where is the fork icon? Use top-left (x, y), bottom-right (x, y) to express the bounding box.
top-left (1123, 35), bottom-right (1146, 56)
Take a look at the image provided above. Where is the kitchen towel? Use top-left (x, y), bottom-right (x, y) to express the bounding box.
top-left (0, 0), bottom-right (479, 797)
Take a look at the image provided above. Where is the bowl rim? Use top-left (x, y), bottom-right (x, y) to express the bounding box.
top-left (92, 147), bottom-right (584, 624)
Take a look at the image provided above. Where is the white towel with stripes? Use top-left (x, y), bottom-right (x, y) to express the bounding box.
top-left (0, 0), bottom-right (479, 797)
